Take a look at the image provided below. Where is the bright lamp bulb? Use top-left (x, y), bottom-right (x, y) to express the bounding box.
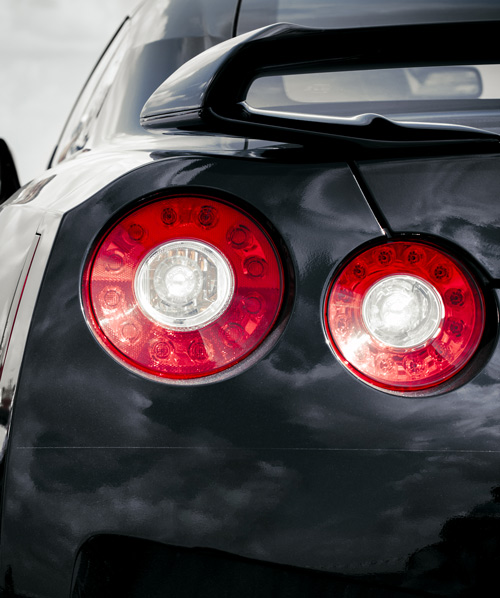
top-left (135, 240), bottom-right (234, 330)
top-left (362, 275), bottom-right (444, 349)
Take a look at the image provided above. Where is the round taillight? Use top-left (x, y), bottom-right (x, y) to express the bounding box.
top-left (324, 239), bottom-right (487, 395)
top-left (82, 194), bottom-right (285, 382)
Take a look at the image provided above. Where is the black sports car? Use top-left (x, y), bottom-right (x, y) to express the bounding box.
top-left (1, 0), bottom-right (500, 596)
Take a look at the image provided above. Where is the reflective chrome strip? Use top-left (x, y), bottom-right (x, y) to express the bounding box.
top-left (0, 211), bottom-right (62, 455)
top-left (0, 234), bottom-right (40, 375)
top-left (0, 206), bottom-right (46, 339)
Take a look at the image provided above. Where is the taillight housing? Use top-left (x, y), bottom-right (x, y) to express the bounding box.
top-left (324, 238), bottom-right (493, 396)
top-left (82, 193), bottom-right (286, 382)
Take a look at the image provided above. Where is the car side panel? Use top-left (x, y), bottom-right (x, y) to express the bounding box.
top-left (1, 153), bottom-right (500, 596)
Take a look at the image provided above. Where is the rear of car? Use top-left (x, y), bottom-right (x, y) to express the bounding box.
top-left (0, 1), bottom-right (500, 596)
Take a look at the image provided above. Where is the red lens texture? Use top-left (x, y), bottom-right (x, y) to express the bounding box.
top-left (325, 240), bottom-right (485, 393)
top-left (82, 195), bottom-right (284, 380)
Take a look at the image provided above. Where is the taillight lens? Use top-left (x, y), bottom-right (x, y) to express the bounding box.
top-left (324, 239), bottom-right (486, 395)
top-left (82, 194), bottom-right (284, 381)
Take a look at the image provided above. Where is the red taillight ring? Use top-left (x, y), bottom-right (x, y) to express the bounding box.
top-left (82, 194), bottom-right (285, 382)
top-left (324, 239), bottom-right (487, 395)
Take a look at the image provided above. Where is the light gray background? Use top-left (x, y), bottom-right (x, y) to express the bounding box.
top-left (0, 0), bottom-right (139, 184)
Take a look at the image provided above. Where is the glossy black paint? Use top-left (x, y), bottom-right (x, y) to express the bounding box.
top-left (1, 149), bottom-right (500, 597)
top-left (72, 535), bottom-right (455, 597)
top-left (358, 155), bottom-right (500, 280)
